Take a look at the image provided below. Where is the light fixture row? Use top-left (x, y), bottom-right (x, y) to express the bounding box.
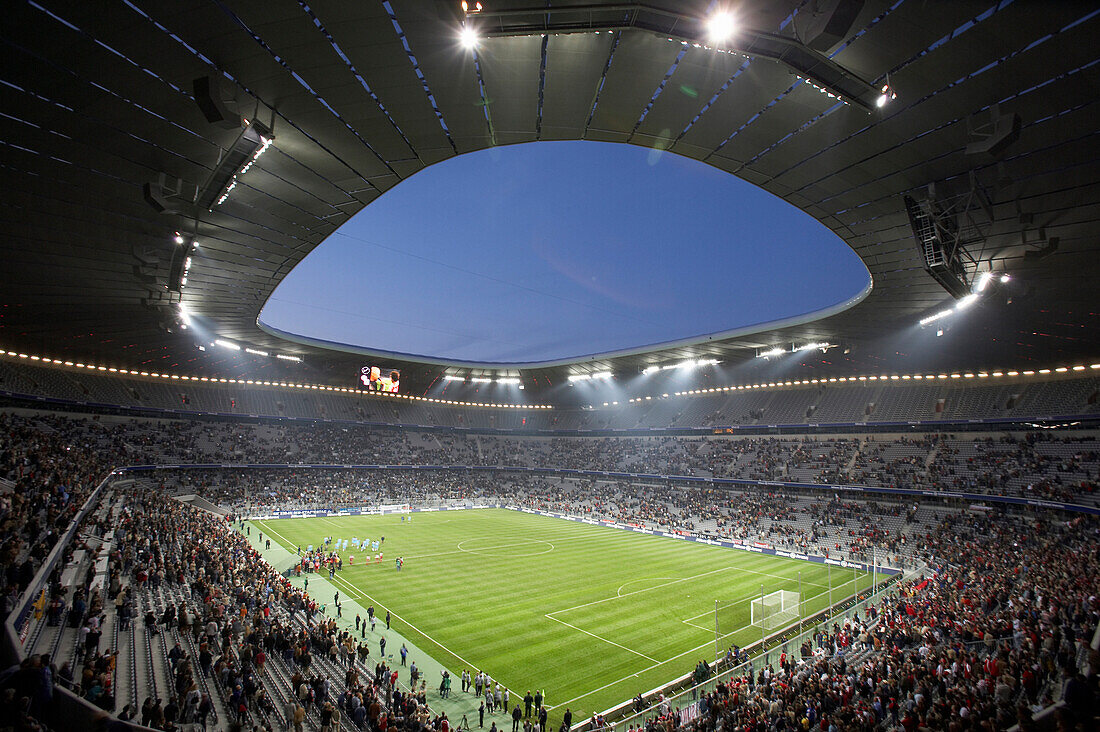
top-left (215, 134), bottom-right (273, 207)
top-left (610, 364), bottom-right (1100, 405)
top-left (2, 348), bottom-right (1095, 414)
top-left (756, 343), bottom-right (833, 359)
top-left (919, 273), bottom-right (1011, 327)
top-left (640, 358), bottom-right (720, 375)
top-left (443, 375), bottom-right (524, 388)
top-left (0, 349), bottom-right (552, 410)
top-left (205, 336), bottom-right (302, 363)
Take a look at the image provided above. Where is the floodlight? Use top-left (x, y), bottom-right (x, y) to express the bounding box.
top-left (974, 271), bottom-right (994, 292)
top-left (919, 309), bottom-right (953, 326)
top-left (592, 371), bottom-right (613, 379)
top-left (276, 354), bottom-right (302, 362)
top-left (471, 377), bottom-right (492, 383)
top-left (443, 375), bottom-right (465, 382)
top-left (758, 347), bottom-right (786, 358)
top-left (642, 366), bottom-right (659, 375)
top-left (215, 339), bottom-right (240, 351)
top-left (460, 25), bottom-right (479, 49)
top-left (200, 119), bottom-right (274, 209)
top-left (955, 293), bottom-right (979, 311)
top-left (706, 12), bottom-right (735, 44)
top-left (1000, 274), bottom-right (1010, 283)
top-left (496, 378), bottom-right (520, 385)
top-left (877, 82), bottom-right (897, 108)
top-left (568, 374), bottom-right (591, 382)
top-left (245, 348), bottom-right (269, 357)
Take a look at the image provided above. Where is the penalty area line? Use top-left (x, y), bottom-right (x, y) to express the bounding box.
top-left (549, 578), bottom-right (863, 711)
top-left (543, 614), bottom-right (658, 663)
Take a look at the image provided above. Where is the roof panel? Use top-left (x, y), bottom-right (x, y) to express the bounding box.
top-left (1, 0), bottom-right (1098, 390)
top-left (477, 36), bottom-right (542, 145)
top-left (588, 33), bottom-right (688, 138)
top-left (633, 46), bottom-right (744, 141)
top-left (540, 33), bottom-right (616, 140)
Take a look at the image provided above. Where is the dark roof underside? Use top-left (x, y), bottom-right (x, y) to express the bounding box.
top-left (1, 0), bottom-right (1098, 396)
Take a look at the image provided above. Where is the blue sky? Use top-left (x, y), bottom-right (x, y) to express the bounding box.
top-left (260, 141), bottom-right (869, 365)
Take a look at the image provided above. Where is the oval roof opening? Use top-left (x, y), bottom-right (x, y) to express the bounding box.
top-left (260, 141), bottom-right (870, 366)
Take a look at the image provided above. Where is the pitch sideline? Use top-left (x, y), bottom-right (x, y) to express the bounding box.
top-left (255, 519), bottom-right (487, 673)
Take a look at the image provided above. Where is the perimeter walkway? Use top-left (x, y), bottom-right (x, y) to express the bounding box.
top-left (240, 520), bottom-right (504, 728)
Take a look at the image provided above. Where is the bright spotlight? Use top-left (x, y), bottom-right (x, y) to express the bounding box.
top-left (758, 347), bottom-right (786, 358)
top-left (706, 12), bottom-right (735, 44)
top-left (919, 309), bottom-right (953, 327)
top-left (460, 25), bottom-right (479, 49)
top-left (999, 274), bottom-right (1010, 283)
top-left (955, 293), bottom-right (979, 311)
top-left (642, 366), bottom-right (660, 375)
top-left (877, 82), bottom-right (897, 108)
top-left (974, 271), bottom-right (994, 292)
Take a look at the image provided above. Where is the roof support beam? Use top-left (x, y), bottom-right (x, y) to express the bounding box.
top-left (464, 3), bottom-right (881, 111)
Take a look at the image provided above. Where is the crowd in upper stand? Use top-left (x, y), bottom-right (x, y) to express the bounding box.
top-left (1, 409), bottom-right (1099, 731)
top-left (171, 472), bottom-right (922, 568)
top-left (9, 413), bottom-right (1095, 503)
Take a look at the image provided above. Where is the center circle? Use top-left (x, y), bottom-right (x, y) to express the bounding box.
top-left (457, 538), bottom-right (555, 557)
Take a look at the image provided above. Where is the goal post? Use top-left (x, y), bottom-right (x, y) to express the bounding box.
top-left (750, 589), bottom-right (801, 630)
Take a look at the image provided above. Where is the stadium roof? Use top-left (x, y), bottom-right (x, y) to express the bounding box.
top-left (2, 0), bottom-right (1098, 396)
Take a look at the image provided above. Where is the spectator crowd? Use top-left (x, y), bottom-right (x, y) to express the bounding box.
top-left (1, 409), bottom-right (1098, 731)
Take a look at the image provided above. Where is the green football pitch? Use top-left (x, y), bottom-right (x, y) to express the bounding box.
top-left (254, 508), bottom-right (872, 721)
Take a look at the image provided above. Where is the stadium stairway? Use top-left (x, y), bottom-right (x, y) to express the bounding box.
top-left (20, 492), bottom-right (127, 699)
top-left (238, 520), bottom-right (515, 728)
top-left (143, 582), bottom-right (232, 728)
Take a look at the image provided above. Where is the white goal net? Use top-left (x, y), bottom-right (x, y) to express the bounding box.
top-left (750, 590), bottom-right (800, 630)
